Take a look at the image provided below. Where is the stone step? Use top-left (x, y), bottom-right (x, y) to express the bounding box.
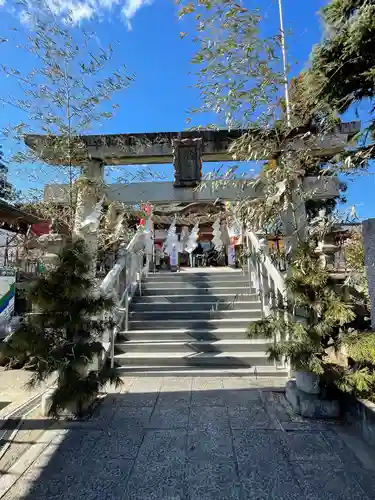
top-left (132, 294), bottom-right (259, 304)
top-left (146, 271), bottom-right (247, 281)
top-left (115, 365), bottom-right (288, 378)
top-left (129, 309), bottom-right (262, 322)
top-left (140, 287), bottom-right (254, 296)
top-left (143, 281), bottom-right (251, 290)
top-left (118, 328), bottom-right (254, 341)
top-left (131, 301), bottom-right (261, 312)
top-left (114, 351), bottom-right (275, 367)
top-left (115, 339), bottom-right (272, 354)
top-left (129, 317), bottom-right (258, 330)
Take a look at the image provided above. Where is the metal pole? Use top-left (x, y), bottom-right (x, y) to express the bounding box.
top-left (278, 0), bottom-right (291, 128)
top-left (152, 231), bottom-right (155, 273)
top-left (139, 260), bottom-right (142, 297)
top-left (246, 233), bottom-right (252, 292)
top-left (124, 291), bottom-right (129, 332)
top-left (110, 327), bottom-right (116, 369)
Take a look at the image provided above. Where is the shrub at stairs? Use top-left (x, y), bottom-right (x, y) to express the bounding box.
top-left (1, 238), bottom-right (122, 417)
top-left (248, 242), bottom-right (375, 401)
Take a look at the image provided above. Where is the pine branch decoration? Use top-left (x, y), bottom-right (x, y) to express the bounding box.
top-left (2, 238), bottom-right (122, 417)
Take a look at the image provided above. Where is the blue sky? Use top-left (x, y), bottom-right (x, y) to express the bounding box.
top-left (0, 0), bottom-right (373, 218)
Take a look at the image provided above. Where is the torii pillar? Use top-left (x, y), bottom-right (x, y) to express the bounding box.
top-left (73, 159), bottom-right (104, 278)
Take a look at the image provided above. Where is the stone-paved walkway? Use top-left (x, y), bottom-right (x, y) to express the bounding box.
top-left (0, 368), bottom-right (52, 418)
top-left (3, 376), bottom-right (375, 500)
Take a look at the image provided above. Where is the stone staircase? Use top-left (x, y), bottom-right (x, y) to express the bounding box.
top-left (114, 269), bottom-right (289, 377)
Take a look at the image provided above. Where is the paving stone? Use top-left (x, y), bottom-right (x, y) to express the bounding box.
top-left (4, 375), bottom-right (375, 500)
top-left (41, 430), bottom-right (110, 467)
top-left (126, 460), bottom-right (185, 500)
top-left (349, 465), bottom-right (375, 500)
top-left (279, 431), bottom-right (340, 462)
top-left (191, 389), bottom-right (226, 407)
top-left (187, 428), bottom-right (234, 462)
top-left (148, 404), bottom-right (189, 429)
top-left (104, 377), bottom-right (136, 394)
top-left (241, 462), bottom-right (303, 500)
top-left (221, 377), bottom-right (260, 390)
top-left (90, 431), bottom-right (144, 459)
top-left (261, 391), bottom-right (298, 425)
top-left (130, 378), bottom-right (164, 392)
top-left (321, 430), bottom-right (363, 466)
top-left (117, 392), bottom-right (159, 407)
top-left (293, 461), bottom-right (370, 500)
top-left (222, 379), bottom-right (262, 402)
top-left (17, 479), bottom-right (123, 500)
top-left (23, 459), bottom-right (134, 500)
top-left (192, 377), bottom-right (224, 389)
top-left (280, 421), bottom-right (333, 431)
top-left (157, 391), bottom-right (191, 406)
top-left (110, 406), bottom-right (153, 427)
top-left (232, 430), bottom-right (285, 467)
top-left (191, 379), bottom-right (225, 406)
top-left (46, 429), bottom-right (143, 464)
top-left (158, 378), bottom-right (192, 405)
top-left (189, 406), bottom-right (229, 430)
top-left (228, 405), bottom-right (275, 430)
top-left (161, 377), bottom-right (192, 391)
top-left (86, 398), bottom-right (119, 426)
top-left (186, 460), bottom-right (241, 500)
top-left (223, 390), bottom-right (263, 406)
top-left (136, 429), bottom-right (187, 464)
top-left (119, 379), bottom-right (162, 407)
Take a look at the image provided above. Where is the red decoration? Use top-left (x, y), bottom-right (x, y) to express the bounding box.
top-left (31, 222), bottom-right (52, 236)
top-left (141, 204), bottom-right (152, 216)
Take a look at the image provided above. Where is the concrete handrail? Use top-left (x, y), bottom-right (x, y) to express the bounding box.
top-left (246, 230), bottom-right (290, 372)
top-left (99, 229), bottom-right (152, 368)
top-left (247, 231), bottom-right (286, 299)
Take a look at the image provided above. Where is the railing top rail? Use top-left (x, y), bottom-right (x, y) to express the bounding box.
top-left (126, 231), bottom-right (141, 253)
top-left (99, 230), bottom-right (144, 296)
top-left (247, 230), bottom-right (286, 295)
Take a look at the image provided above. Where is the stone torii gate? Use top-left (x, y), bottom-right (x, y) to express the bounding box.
top-left (25, 122), bottom-right (360, 264)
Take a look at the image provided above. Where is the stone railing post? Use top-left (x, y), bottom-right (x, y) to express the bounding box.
top-left (73, 159), bottom-right (104, 278)
top-left (362, 218), bottom-right (375, 328)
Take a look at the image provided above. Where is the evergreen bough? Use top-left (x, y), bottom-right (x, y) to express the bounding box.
top-left (248, 243), bottom-right (375, 400)
top-left (2, 238), bottom-right (122, 417)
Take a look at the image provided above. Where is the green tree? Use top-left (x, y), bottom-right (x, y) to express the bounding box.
top-left (179, 0), bottom-right (283, 130)
top-left (0, 3), bottom-right (132, 410)
top-left (181, 0), bottom-right (345, 237)
top-left (184, 0), bottom-right (375, 400)
top-left (304, 0), bottom-right (375, 166)
top-left (249, 244), bottom-right (354, 373)
top-left (1, 0), bottom-right (134, 231)
top-left (0, 145), bottom-right (18, 202)
top-left (248, 241), bottom-right (375, 400)
top-left (2, 238), bottom-right (121, 417)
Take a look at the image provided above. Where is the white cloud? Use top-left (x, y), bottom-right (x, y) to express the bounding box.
top-left (121, 0), bottom-right (152, 29)
top-left (0, 0), bottom-right (152, 28)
